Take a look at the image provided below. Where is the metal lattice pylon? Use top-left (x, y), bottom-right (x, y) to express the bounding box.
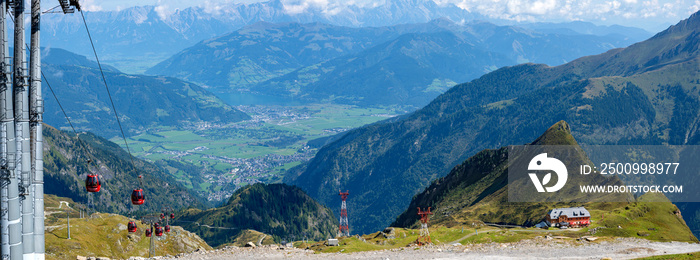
top-left (416, 207), bottom-right (433, 246)
top-left (86, 192), bottom-right (94, 218)
top-left (141, 214), bottom-right (161, 258)
top-left (338, 190), bottom-right (349, 237)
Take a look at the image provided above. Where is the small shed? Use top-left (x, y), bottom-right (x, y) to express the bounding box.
top-left (328, 238), bottom-right (339, 246)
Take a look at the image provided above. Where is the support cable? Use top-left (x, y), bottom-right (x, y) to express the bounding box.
top-left (78, 10), bottom-right (139, 172)
top-left (8, 13), bottom-right (104, 176)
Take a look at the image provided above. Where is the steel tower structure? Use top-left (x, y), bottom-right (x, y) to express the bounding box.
top-left (416, 207), bottom-right (433, 246)
top-left (338, 190), bottom-right (349, 237)
top-left (0, 1), bottom-right (78, 259)
top-left (0, 0), bottom-right (19, 259)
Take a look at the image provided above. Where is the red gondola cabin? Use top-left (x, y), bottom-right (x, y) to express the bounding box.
top-left (131, 189), bottom-right (144, 205)
top-left (145, 228), bottom-right (152, 237)
top-left (85, 174), bottom-right (101, 192)
top-left (127, 221), bottom-right (137, 233)
top-left (154, 222), bottom-right (160, 228)
top-left (164, 225), bottom-right (170, 232)
top-left (170, 213), bottom-right (175, 219)
top-left (155, 227), bottom-right (164, 237)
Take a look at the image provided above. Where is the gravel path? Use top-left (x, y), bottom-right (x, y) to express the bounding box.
top-left (155, 237), bottom-right (700, 260)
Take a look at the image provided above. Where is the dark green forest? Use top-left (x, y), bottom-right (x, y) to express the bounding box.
top-left (177, 183), bottom-right (338, 247)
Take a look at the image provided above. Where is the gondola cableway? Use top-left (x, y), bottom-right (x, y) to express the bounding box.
top-left (85, 174), bottom-right (100, 192)
top-left (127, 221), bottom-right (137, 233)
top-left (131, 175), bottom-right (145, 205)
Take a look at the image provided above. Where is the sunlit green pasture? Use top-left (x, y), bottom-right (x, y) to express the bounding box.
top-left (110, 104), bottom-right (402, 196)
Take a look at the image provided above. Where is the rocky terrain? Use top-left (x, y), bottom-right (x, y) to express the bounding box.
top-left (157, 237), bottom-right (700, 260)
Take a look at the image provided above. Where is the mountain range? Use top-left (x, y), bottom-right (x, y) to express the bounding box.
top-left (146, 21), bottom-right (403, 92)
top-left (40, 0), bottom-right (649, 73)
top-left (42, 48), bottom-right (249, 138)
top-left (149, 19), bottom-right (649, 108)
top-left (40, 0), bottom-right (479, 69)
top-left (284, 11), bottom-right (700, 234)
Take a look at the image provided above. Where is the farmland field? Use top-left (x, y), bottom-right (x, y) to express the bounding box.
top-left (111, 104), bottom-right (404, 203)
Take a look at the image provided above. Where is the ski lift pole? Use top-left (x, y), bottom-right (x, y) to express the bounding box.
top-left (141, 214), bottom-right (160, 258)
top-left (66, 208), bottom-right (70, 240)
top-left (149, 223), bottom-right (155, 258)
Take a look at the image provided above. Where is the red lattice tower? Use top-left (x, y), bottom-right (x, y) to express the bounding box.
top-left (338, 190), bottom-right (350, 237)
top-left (416, 207), bottom-right (433, 246)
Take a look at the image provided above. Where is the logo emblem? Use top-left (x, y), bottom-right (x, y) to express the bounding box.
top-left (528, 153), bottom-right (568, 192)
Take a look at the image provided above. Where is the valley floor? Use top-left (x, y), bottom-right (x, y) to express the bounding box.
top-left (160, 237), bottom-right (700, 260)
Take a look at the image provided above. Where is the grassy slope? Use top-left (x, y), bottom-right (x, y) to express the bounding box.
top-left (227, 229), bottom-right (276, 247)
top-left (306, 227), bottom-right (477, 253)
top-left (44, 195), bottom-right (212, 260)
top-left (392, 121), bottom-right (697, 243)
top-left (636, 252), bottom-right (700, 259)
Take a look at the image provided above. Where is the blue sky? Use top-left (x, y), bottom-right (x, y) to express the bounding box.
top-left (78, 0), bottom-right (700, 32)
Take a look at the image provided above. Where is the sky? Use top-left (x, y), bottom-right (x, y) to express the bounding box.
top-left (78, 0), bottom-right (700, 32)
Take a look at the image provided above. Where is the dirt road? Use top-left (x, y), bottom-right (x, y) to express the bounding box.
top-left (157, 237), bottom-right (700, 260)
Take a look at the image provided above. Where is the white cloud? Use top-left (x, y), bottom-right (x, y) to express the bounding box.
top-left (80, 0), bottom-right (103, 12)
top-left (443, 0), bottom-right (696, 27)
top-left (504, 0), bottom-right (559, 15)
top-left (692, 0), bottom-right (700, 14)
top-left (154, 1), bottom-right (174, 21)
top-left (88, 0), bottom-right (699, 31)
top-left (282, 0), bottom-right (353, 15)
top-left (200, 1), bottom-right (227, 14)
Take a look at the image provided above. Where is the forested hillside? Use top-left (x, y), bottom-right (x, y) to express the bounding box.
top-left (42, 48), bottom-right (249, 137)
top-left (177, 183), bottom-right (337, 247)
top-left (44, 124), bottom-right (207, 214)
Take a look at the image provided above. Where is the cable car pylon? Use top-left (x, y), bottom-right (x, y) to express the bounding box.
top-left (0, 0), bottom-right (20, 258)
top-left (1, 0), bottom-right (80, 259)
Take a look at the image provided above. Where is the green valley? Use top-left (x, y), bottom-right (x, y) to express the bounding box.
top-left (111, 104), bottom-right (403, 202)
